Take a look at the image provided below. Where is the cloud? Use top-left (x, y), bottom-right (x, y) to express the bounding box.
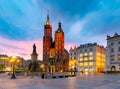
top-left (0, 37), bottom-right (43, 60)
top-left (44, 0), bottom-right (100, 19)
top-left (0, 0), bottom-right (44, 40)
top-left (0, 0), bottom-right (120, 59)
top-left (65, 43), bottom-right (77, 52)
top-left (64, 0), bottom-right (120, 45)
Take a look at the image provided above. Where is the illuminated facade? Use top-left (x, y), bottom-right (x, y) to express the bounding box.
top-left (69, 46), bottom-right (78, 70)
top-left (0, 54), bottom-right (25, 71)
top-left (43, 14), bottom-right (69, 72)
top-left (106, 33), bottom-right (120, 72)
top-left (69, 43), bottom-right (106, 74)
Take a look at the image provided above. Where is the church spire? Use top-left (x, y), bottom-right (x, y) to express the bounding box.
top-left (56, 20), bottom-right (63, 33)
top-left (46, 10), bottom-right (51, 25)
top-left (58, 20), bottom-right (61, 29)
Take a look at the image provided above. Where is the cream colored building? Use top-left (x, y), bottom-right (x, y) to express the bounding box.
top-left (69, 43), bottom-right (106, 74)
top-left (106, 33), bottom-right (120, 72)
top-left (0, 54), bottom-right (25, 71)
top-left (69, 46), bottom-right (78, 71)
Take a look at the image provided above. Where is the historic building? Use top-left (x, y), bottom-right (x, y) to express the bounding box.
top-left (0, 54), bottom-right (25, 71)
top-left (69, 46), bottom-right (78, 71)
top-left (69, 43), bottom-right (106, 74)
top-left (106, 33), bottom-right (120, 72)
top-left (43, 14), bottom-right (69, 72)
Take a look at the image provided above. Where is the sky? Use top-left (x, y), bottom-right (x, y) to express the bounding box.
top-left (0, 0), bottom-right (120, 60)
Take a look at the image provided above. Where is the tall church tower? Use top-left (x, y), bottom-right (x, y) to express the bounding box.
top-left (54, 21), bottom-right (64, 72)
top-left (43, 14), bottom-right (52, 69)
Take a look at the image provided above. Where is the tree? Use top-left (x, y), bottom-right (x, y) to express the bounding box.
top-left (0, 64), bottom-right (5, 71)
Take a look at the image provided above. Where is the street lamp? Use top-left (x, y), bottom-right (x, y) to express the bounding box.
top-left (40, 64), bottom-right (45, 72)
top-left (10, 55), bottom-right (19, 79)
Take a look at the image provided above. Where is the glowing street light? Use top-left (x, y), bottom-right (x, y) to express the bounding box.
top-left (10, 55), bottom-right (19, 79)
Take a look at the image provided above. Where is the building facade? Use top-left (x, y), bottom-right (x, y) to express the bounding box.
top-left (43, 14), bottom-right (69, 72)
top-left (106, 33), bottom-right (120, 72)
top-left (69, 46), bottom-right (78, 71)
top-left (0, 54), bottom-right (25, 71)
top-left (69, 43), bottom-right (106, 74)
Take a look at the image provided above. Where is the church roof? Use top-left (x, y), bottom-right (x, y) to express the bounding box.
top-left (64, 49), bottom-right (69, 55)
top-left (56, 21), bottom-right (64, 33)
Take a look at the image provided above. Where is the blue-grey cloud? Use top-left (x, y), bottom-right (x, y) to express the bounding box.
top-left (44, 0), bottom-right (100, 19)
top-left (0, 0), bottom-right (44, 40)
top-left (0, 42), bottom-right (26, 51)
top-left (0, 0), bottom-right (120, 46)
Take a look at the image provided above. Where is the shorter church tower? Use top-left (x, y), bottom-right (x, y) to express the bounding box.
top-left (54, 21), bottom-right (65, 72)
top-left (31, 43), bottom-right (38, 62)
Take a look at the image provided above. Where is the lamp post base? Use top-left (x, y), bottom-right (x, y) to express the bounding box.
top-left (10, 74), bottom-right (16, 79)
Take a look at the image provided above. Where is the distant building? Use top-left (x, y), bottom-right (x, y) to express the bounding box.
top-left (0, 55), bottom-right (10, 71)
top-left (0, 54), bottom-right (25, 71)
top-left (106, 33), bottom-right (120, 72)
top-left (43, 14), bottom-right (69, 72)
top-left (69, 43), bottom-right (106, 74)
top-left (69, 46), bottom-right (78, 71)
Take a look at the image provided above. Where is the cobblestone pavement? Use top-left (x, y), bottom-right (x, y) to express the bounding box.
top-left (0, 74), bottom-right (120, 89)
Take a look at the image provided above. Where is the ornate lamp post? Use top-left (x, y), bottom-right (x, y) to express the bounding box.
top-left (10, 55), bottom-right (19, 79)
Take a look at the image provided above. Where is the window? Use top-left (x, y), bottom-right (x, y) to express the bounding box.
top-left (89, 62), bottom-right (94, 66)
top-left (89, 57), bottom-right (93, 60)
top-left (118, 41), bottom-right (120, 44)
top-left (74, 52), bottom-right (76, 55)
top-left (80, 58), bottom-right (83, 61)
top-left (85, 49), bottom-right (87, 52)
top-left (119, 47), bottom-right (120, 51)
top-left (84, 62), bottom-right (88, 66)
top-left (111, 48), bottom-right (114, 53)
top-left (90, 48), bottom-right (92, 51)
top-left (74, 57), bottom-right (76, 59)
top-left (80, 50), bottom-right (82, 52)
top-left (111, 43), bottom-right (114, 46)
top-left (80, 54), bottom-right (83, 57)
top-left (110, 55), bottom-right (114, 61)
top-left (80, 63), bottom-right (83, 66)
top-left (84, 53), bottom-right (87, 56)
top-left (89, 52), bottom-right (93, 56)
top-left (118, 54), bottom-right (120, 60)
top-left (84, 58), bottom-right (88, 61)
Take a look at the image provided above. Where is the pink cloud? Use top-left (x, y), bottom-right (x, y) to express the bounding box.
top-left (65, 43), bottom-right (77, 52)
top-left (0, 37), bottom-right (43, 60)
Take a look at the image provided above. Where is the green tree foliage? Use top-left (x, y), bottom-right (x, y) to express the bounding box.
top-left (0, 64), bottom-right (5, 71)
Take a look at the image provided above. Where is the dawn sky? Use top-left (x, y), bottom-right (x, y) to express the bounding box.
top-left (0, 0), bottom-right (120, 60)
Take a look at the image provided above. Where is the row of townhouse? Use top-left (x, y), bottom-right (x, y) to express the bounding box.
top-left (69, 33), bottom-right (120, 74)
